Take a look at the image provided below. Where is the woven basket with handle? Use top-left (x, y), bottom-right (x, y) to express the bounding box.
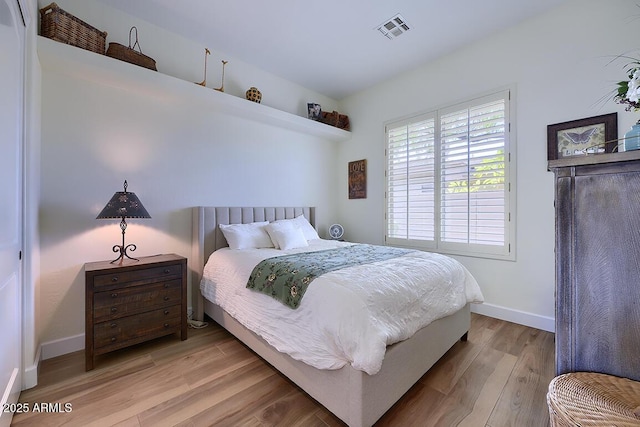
top-left (106, 26), bottom-right (157, 71)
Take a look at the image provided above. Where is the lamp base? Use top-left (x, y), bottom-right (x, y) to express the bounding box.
top-left (110, 243), bottom-right (139, 264)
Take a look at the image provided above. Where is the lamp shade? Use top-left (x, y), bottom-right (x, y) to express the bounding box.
top-left (96, 180), bottom-right (150, 219)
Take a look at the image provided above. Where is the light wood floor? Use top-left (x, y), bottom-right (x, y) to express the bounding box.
top-left (11, 313), bottom-right (554, 426)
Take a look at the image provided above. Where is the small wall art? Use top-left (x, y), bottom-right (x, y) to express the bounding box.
top-left (547, 113), bottom-right (617, 160)
top-left (307, 103), bottom-right (322, 120)
top-left (348, 159), bottom-right (367, 199)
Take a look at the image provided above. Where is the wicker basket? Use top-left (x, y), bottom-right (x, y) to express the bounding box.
top-left (547, 372), bottom-right (640, 426)
top-left (106, 27), bottom-right (157, 71)
top-left (40, 2), bottom-right (107, 55)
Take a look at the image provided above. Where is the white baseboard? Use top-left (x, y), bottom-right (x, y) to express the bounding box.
top-left (1, 368), bottom-right (19, 420)
top-left (22, 345), bottom-right (41, 389)
top-left (471, 302), bottom-right (555, 333)
top-left (38, 305), bottom-right (194, 361)
top-left (41, 333), bottom-right (84, 361)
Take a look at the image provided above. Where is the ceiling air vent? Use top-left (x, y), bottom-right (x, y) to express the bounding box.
top-left (376, 14), bottom-right (410, 39)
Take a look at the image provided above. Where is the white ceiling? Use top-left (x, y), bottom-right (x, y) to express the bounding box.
top-left (96, 0), bottom-right (567, 100)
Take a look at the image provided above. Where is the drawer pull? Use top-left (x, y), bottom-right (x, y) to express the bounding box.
top-left (111, 307), bottom-right (118, 313)
top-left (164, 283), bottom-right (170, 288)
top-left (164, 310), bottom-right (170, 315)
top-left (111, 337), bottom-right (117, 342)
top-left (111, 293), bottom-right (118, 298)
top-left (164, 296), bottom-right (170, 301)
top-left (164, 268), bottom-right (171, 274)
top-left (164, 323), bottom-right (170, 328)
top-left (111, 276), bottom-right (118, 282)
top-left (110, 323), bottom-right (117, 328)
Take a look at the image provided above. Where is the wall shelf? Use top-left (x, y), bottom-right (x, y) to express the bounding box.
top-left (37, 36), bottom-right (351, 142)
top-left (548, 150), bottom-right (640, 170)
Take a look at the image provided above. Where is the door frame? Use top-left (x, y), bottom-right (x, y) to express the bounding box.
top-left (0, 2), bottom-right (26, 425)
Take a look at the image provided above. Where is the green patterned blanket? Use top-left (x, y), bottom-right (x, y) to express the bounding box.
top-left (246, 244), bottom-right (413, 308)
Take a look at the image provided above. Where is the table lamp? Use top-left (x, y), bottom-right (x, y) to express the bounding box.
top-left (96, 180), bottom-right (151, 263)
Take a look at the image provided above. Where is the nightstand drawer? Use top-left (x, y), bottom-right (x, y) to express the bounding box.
top-left (93, 279), bottom-right (182, 322)
top-left (94, 305), bottom-right (182, 351)
top-left (93, 263), bottom-right (182, 288)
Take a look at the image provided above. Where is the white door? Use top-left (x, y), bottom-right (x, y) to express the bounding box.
top-left (0, 0), bottom-right (25, 426)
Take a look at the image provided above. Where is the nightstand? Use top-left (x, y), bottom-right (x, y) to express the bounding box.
top-left (84, 254), bottom-right (187, 371)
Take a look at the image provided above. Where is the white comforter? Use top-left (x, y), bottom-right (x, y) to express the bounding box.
top-left (200, 239), bottom-right (484, 375)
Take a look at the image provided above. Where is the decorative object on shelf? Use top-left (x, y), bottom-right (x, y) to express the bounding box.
top-left (624, 120), bottom-right (640, 151)
top-left (106, 26), bottom-right (157, 71)
top-left (613, 53), bottom-right (640, 151)
top-left (307, 103), bottom-right (322, 120)
top-left (96, 180), bottom-right (151, 264)
top-left (39, 2), bottom-right (107, 55)
top-left (214, 60), bottom-right (228, 92)
top-left (348, 159), bottom-right (367, 199)
top-left (195, 47), bottom-right (210, 86)
top-left (614, 56), bottom-right (640, 112)
top-left (321, 110), bottom-right (350, 131)
top-left (246, 87), bottom-right (262, 103)
top-left (329, 224), bottom-right (344, 240)
top-left (547, 113), bottom-right (617, 160)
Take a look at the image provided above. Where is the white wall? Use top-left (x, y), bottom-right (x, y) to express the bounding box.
top-left (337, 0), bottom-right (640, 331)
top-left (37, 0), bottom-right (342, 353)
top-left (36, 0), bottom-right (640, 355)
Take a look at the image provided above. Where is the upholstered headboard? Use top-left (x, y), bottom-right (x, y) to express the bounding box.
top-left (191, 206), bottom-right (315, 319)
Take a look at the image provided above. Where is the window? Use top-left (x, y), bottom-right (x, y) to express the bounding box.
top-left (385, 89), bottom-right (514, 259)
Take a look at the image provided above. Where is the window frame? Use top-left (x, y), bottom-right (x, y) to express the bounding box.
top-left (384, 87), bottom-right (516, 261)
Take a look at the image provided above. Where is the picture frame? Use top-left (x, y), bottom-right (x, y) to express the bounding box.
top-left (307, 103), bottom-right (322, 120)
top-left (547, 113), bottom-right (617, 160)
top-left (348, 159), bottom-right (367, 199)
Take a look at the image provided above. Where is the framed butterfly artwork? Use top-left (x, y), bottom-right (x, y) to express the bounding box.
top-left (547, 113), bottom-right (617, 160)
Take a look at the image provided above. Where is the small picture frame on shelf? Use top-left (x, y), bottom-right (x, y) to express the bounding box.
top-left (547, 113), bottom-right (617, 160)
top-left (307, 103), bottom-right (322, 120)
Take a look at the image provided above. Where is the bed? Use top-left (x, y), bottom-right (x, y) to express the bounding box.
top-left (191, 206), bottom-right (483, 426)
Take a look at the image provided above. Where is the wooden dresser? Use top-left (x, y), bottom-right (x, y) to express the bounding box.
top-left (85, 254), bottom-right (187, 370)
top-left (549, 151), bottom-right (640, 381)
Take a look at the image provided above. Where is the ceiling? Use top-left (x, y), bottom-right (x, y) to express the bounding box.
top-left (96, 0), bottom-right (567, 100)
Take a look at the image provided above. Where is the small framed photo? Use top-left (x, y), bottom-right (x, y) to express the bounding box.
top-left (307, 103), bottom-right (322, 120)
top-left (547, 113), bottom-right (617, 160)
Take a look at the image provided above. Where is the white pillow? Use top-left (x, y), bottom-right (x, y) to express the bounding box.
top-left (264, 221), bottom-right (290, 249)
top-left (265, 221), bottom-right (309, 250)
top-left (219, 221), bottom-right (273, 250)
top-left (268, 215), bottom-right (319, 245)
top-left (292, 215), bottom-right (320, 240)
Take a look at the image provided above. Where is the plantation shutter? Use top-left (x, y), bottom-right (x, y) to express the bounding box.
top-left (386, 113), bottom-right (436, 245)
top-left (385, 88), bottom-right (512, 259)
top-left (440, 93), bottom-right (508, 253)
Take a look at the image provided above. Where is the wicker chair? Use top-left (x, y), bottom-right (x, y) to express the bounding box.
top-left (547, 372), bottom-right (640, 426)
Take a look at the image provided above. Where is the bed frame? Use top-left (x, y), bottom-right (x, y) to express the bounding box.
top-left (191, 207), bottom-right (470, 427)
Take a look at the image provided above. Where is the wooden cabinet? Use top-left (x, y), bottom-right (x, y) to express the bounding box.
top-left (85, 254), bottom-right (187, 370)
top-left (549, 151), bottom-right (640, 381)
